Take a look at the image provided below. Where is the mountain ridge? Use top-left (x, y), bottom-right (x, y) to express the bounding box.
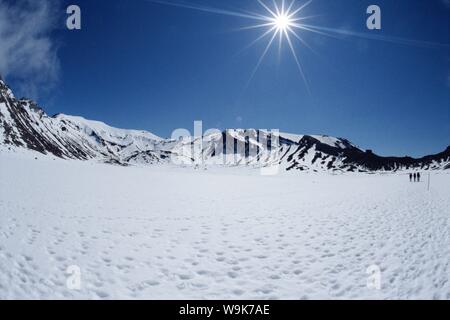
top-left (1, 78), bottom-right (449, 172)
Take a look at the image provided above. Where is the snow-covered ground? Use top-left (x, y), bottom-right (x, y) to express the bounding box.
top-left (0, 151), bottom-right (449, 299)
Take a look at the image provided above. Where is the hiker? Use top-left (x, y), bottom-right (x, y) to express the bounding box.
top-left (417, 172), bottom-right (421, 182)
top-left (409, 173), bottom-right (413, 182)
top-left (413, 173), bottom-right (417, 182)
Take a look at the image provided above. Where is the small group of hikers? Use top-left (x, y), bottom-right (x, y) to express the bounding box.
top-left (409, 172), bottom-right (421, 182)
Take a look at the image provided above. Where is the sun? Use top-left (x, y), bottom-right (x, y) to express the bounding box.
top-left (272, 13), bottom-right (293, 32)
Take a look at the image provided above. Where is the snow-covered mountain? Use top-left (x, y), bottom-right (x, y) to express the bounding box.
top-left (1, 77), bottom-right (449, 172)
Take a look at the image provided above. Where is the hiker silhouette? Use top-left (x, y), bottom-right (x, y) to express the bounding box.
top-left (409, 173), bottom-right (413, 182)
top-left (417, 172), bottom-right (421, 182)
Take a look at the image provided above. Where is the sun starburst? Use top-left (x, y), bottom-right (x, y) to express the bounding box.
top-left (148, 0), bottom-right (318, 89)
top-left (243, 0), bottom-right (314, 89)
top-left (149, 0), bottom-right (449, 91)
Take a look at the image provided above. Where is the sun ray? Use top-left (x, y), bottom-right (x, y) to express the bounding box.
top-left (271, 0), bottom-right (281, 16)
top-left (288, 0), bottom-right (313, 19)
top-left (278, 28), bottom-right (283, 60)
top-left (287, 26), bottom-right (318, 55)
top-left (246, 30), bottom-right (280, 86)
top-left (237, 22), bottom-right (277, 31)
top-left (257, 0), bottom-right (278, 18)
top-left (283, 28), bottom-right (310, 93)
top-left (291, 14), bottom-right (323, 22)
top-left (299, 24), bottom-right (450, 49)
top-left (234, 25), bottom-right (278, 57)
top-left (146, 0), bottom-right (268, 22)
top-left (286, 0), bottom-right (297, 15)
top-left (291, 23), bottom-right (343, 40)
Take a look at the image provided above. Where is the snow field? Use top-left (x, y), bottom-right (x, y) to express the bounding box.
top-left (0, 153), bottom-right (449, 299)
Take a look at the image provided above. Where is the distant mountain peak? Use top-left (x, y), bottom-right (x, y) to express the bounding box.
top-left (0, 77), bottom-right (15, 100)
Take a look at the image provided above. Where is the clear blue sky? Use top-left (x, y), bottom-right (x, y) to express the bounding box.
top-left (7, 0), bottom-right (450, 157)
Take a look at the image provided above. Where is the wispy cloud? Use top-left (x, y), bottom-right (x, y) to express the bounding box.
top-left (442, 0), bottom-right (450, 9)
top-left (0, 0), bottom-right (60, 98)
